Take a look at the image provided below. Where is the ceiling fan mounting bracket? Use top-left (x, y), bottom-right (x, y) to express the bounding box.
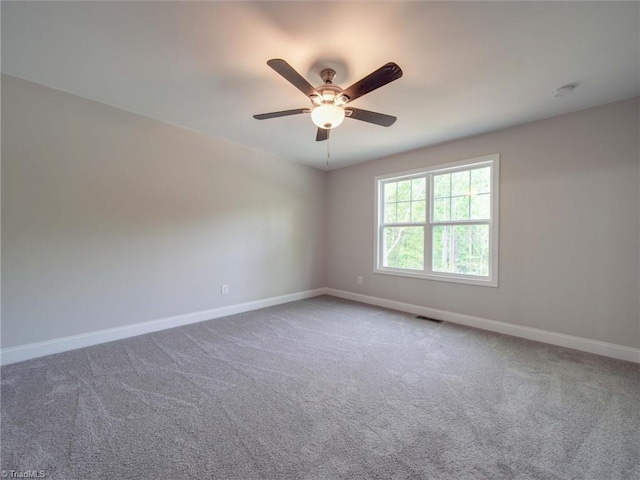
top-left (320, 68), bottom-right (337, 85)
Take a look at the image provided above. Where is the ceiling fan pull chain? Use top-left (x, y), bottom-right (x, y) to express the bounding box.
top-left (327, 136), bottom-right (331, 167)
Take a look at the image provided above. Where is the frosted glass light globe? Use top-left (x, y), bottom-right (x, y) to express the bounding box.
top-left (311, 104), bottom-right (345, 129)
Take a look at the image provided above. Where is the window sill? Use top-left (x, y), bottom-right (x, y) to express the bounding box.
top-left (374, 267), bottom-right (498, 287)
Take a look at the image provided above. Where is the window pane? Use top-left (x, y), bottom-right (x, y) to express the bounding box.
top-left (433, 198), bottom-right (450, 222)
top-left (412, 178), bottom-right (426, 200)
top-left (470, 167), bottom-right (491, 195)
top-left (397, 201), bottom-right (411, 223)
top-left (383, 226), bottom-right (424, 270)
top-left (432, 224), bottom-right (489, 276)
top-left (384, 182), bottom-right (397, 203)
top-left (384, 203), bottom-right (397, 223)
top-left (411, 200), bottom-right (426, 222)
top-left (397, 180), bottom-right (411, 202)
top-left (433, 173), bottom-right (450, 198)
top-left (452, 196), bottom-right (470, 221)
top-left (451, 170), bottom-right (470, 196)
top-left (470, 193), bottom-right (490, 220)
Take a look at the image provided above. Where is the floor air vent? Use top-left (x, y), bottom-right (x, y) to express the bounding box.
top-left (416, 315), bottom-right (443, 323)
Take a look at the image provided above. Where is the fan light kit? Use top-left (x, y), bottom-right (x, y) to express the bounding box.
top-left (311, 104), bottom-right (345, 129)
top-left (254, 59), bottom-right (403, 141)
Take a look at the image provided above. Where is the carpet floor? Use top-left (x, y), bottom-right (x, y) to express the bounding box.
top-left (1, 295), bottom-right (639, 479)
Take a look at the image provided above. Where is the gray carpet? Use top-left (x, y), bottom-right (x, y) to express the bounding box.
top-left (1, 295), bottom-right (639, 479)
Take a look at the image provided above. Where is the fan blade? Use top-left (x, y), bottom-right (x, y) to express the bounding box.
top-left (316, 128), bottom-right (329, 142)
top-left (345, 108), bottom-right (397, 127)
top-left (253, 108), bottom-right (310, 120)
top-left (340, 62), bottom-right (402, 103)
top-left (267, 59), bottom-right (320, 99)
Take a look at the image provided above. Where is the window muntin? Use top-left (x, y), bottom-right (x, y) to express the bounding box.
top-left (381, 176), bottom-right (427, 270)
top-left (383, 178), bottom-right (426, 224)
top-left (432, 167), bottom-right (491, 222)
top-left (375, 155), bottom-right (499, 287)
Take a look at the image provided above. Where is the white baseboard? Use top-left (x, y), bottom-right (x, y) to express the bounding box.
top-left (0, 288), bottom-right (327, 366)
top-left (325, 288), bottom-right (640, 364)
top-left (4, 287), bottom-right (638, 365)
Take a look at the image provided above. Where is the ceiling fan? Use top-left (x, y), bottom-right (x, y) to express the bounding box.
top-left (254, 59), bottom-right (403, 141)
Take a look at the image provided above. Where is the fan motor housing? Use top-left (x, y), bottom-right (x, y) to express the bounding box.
top-left (315, 85), bottom-right (346, 105)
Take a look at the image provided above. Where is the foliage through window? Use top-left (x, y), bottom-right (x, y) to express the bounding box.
top-left (375, 155), bottom-right (499, 286)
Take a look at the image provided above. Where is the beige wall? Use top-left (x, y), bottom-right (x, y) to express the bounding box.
top-left (326, 98), bottom-right (640, 348)
top-left (3, 75), bottom-right (638, 352)
top-left (1, 75), bottom-right (326, 348)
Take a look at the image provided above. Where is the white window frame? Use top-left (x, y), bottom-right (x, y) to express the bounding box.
top-left (374, 154), bottom-right (499, 287)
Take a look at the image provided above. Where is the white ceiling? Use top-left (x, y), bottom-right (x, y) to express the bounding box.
top-left (2, 1), bottom-right (639, 170)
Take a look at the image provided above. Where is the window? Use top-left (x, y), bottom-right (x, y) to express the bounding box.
top-left (374, 154), bottom-right (499, 287)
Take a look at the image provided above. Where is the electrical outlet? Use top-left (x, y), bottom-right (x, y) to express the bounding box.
top-left (221, 284), bottom-right (229, 295)
top-left (357, 276), bottom-right (363, 285)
